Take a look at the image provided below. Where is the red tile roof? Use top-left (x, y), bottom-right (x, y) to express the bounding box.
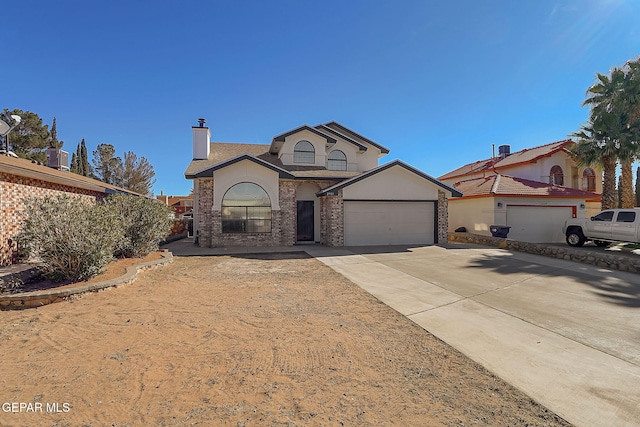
top-left (439, 140), bottom-right (574, 180)
top-left (452, 174), bottom-right (601, 200)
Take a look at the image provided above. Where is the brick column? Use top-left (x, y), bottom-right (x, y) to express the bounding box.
top-left (197, 179), bottom-right (214, 247)
top-left (279, 180), bottom-right (297, 246)
top-left (437, 190), bottom-right (448, 244)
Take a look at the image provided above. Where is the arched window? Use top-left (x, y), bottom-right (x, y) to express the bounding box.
top-left (327, 150), bottom-right (347, 171)
top-left (221, 182), bottom-right (271, 233)
top-left (294, 141), bottom-right (315, 163)
top-left (583, 168), bottom-right (596, 192)
top-left (550, 165), bottom-right (564, 186)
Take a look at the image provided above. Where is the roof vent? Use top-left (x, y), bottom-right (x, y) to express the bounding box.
top-left (498, 145), bottom-right (510, 159)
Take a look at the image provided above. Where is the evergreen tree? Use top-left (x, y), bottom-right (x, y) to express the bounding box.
top-left (76, 143), bottom-right (84, 176)
top-left (80, 138), bottom-right (89, 176)
top-left (2, 108), bottom-right (50, 163)
top-left (92, 143), bottom-right (122, 185)
top-left (49, 117), bottom-right (64, 149)
top-left (70, 152), bottom-right (78, 174)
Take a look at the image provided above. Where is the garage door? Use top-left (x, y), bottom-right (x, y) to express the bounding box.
top-left (506, 206), bottom-right (574, 243)
top-left (344, 201), bottom-right (434, 246)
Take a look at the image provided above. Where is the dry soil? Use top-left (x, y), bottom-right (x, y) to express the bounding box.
top-left (0, 253), bottom-right (571, 426)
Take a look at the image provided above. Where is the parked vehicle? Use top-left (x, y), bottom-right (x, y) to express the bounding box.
top-left (563, 208), bottom-right (640, 247)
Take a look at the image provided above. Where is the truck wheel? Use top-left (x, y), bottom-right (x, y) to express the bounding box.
top-left (594, 240), bottom-right (610, 247)
top-left (566, 231), bottom-right (586, 247)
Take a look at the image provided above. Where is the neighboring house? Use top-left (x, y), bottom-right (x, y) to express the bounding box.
top-left (438, 140), bottom-right (602, 243)
top-left (157, 193), bottom-right (194, 217)
top-left (0, 154), bottom-right (140, 266)
top-left (185, 120), bottom-right (461, 248)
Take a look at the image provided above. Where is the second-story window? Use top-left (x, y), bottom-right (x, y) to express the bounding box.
top-left (550, 165), bottom-right (564, 186)
top-left (327, 150), bottom-right (347, 171)
top-left (294, 141), bottom-right (315, 164)
top-left (583, 168), bottom-right (596, 192)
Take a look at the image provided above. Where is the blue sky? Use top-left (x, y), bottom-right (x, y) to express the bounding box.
top-left (3, 0), bottom-right (639, 196)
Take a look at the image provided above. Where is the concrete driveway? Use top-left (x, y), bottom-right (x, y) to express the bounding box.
top-left (306, 243), bottom-right (640, 427)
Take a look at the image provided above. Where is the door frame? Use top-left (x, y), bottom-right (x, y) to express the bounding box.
top-left (296, 200), bottom-right (315, 242)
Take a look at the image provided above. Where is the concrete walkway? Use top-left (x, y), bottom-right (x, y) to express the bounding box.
top-left (305, 244), bottom-right (640, 427)
top-left (164, 238), bottom-right (640, 426)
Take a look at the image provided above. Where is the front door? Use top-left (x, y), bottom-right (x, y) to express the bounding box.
top-left (296, 201), bottom-right (314, 242)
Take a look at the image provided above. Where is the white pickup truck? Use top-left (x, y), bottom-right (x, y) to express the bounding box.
top-left (563, 208), bottom-right (640, 247)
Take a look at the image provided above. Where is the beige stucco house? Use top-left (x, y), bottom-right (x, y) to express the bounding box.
top-left (439, 140), bottom-right (602, 243)
top-left (185, 120), bottom-right (461, 247)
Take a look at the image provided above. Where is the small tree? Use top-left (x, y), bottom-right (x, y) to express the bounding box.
top-left (19, 195), bottom-right (122, 281)
top-left (106, 194), bottom-right (173, 258)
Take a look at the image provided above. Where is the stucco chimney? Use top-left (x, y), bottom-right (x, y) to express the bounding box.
top-left (192, 118), bottom-right (211, 160)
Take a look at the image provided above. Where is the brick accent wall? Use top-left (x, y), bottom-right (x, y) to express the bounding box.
top-left (0, 172), bottom-right (104, 266)
top-left (196, 179), bottom-right (214, 247)
top-left (279, 180), bottom-right (297, 246)
top-left (437, 190), bottom-right (448, 244)
top-left (319, 191), bottom-right (344, 247)
top-left (195, 178), bottom-right (344, 248)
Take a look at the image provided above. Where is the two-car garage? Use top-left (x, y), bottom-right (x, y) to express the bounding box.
top-left (317, 161), bottom-right (462, 247)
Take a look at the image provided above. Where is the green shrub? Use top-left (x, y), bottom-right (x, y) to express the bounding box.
top-left (19, 195), bottom-right (121, 281)
top-left (106, 194), bottom-right (173, 258)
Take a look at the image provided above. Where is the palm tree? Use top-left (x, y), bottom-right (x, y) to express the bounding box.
top-left (581, 66), bottom-right (640, 208)
top-left (572, 123), bottom-right (618, 209)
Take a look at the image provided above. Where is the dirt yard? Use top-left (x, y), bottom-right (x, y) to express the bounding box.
top-left (0, 253), bottom-right (571, 426)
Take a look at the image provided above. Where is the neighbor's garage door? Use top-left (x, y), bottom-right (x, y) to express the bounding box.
top-left (344, 201), bottom-right (434, 246)
top-left (506, 205), bottom-right (574, 243)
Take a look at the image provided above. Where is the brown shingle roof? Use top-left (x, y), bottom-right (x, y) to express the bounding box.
top-left (0, 155), bottom-right (142, 196)
top-left (184, 142), bottom-right (362, 180)
top-left (452, 174), bottom-right (601, 200)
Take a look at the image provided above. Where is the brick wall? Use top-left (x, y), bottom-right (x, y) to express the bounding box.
top-left (319, 191), bottom-right (344, 247)
top-left (195, 178), bottom-right (343, 248)
top-left (196, 179), bottom-right (214, 247)
top-left (437, 190), bottom-right (448, 244)
top-left (0, 172), bottom-right (104, 266)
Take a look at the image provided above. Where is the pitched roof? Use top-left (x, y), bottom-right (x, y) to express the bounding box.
top-left (314, 124), bottom-right (368, 152)
top-left (0, 154), bottom-right (142, 196)
top-left (269, 125), bottom-right (337, 154)
top-left (184, 143), bottom-right (359, 180)
top-left (317, 160), bottom-right (462, 197)
top-left (323, 121), bottom-right (390, 154)
top-left (186, 154), bottom-right (295, 179)
top-left (451, 174), bottom-right (601, 200)
top-left (439, 140), bottom-right (574, 181)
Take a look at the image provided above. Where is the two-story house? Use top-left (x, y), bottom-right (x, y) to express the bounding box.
top-left (185, 120), bottom-right (461, 248)
top-left (438, 141), bottom-right (602, 243)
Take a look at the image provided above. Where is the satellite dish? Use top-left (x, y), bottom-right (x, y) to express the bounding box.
top-left (0, 119), bottom-right (10, 135)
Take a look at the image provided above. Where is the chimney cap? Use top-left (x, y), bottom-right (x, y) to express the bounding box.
top-left (197, 118), bottom-right (206, 128)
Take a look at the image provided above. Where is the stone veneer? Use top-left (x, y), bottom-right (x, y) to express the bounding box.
top-left (437, 190), bottom-right (448, 244)
top-left (0, 172), bottom-right (104, 266)
top-left (195, 178), bottom-right (342, 248)
top-left (320, 191), bottom-right (344, 247)
top-left (194, 177), bottom-right (452, 248)
top-left (449, 231), bottom-right (640, 273)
